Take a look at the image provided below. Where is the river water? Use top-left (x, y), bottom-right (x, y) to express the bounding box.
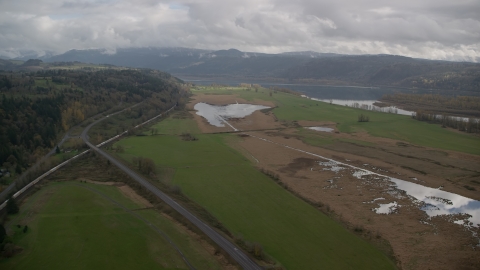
top-left (183, 78), bottom-right (410, 99)
top-left (185, 78), bottom-right (479, 121)
top-left (306, 98), bottom-right (415, 116)
top-left (183, 78), bottom-right (417, 115)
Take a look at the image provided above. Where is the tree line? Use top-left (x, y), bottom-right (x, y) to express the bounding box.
top-left (413, 110), bottom-right (479, 133)
top-left (0, 68), bottom-right (183, 178)
top-left (381, 93), bottom-right (480, 117)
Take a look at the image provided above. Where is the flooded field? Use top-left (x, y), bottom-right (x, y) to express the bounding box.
top-left (195, 101), bottom-right (480, 231)
top-left (317, 158), bottom-right (480, 237)
top-left (194, 100), bottom-right (480, 235)
top-left (189, 89), bottom-right (480, 269)
top-left (306, 126), bottom-right (334, 132)
top-left (372, 201), bottom-right (398, 214)
top-left (307, 98), bottom-right (414, 116)
top-left (237, 130), bottom-right (480, 269)
top-left (194, 102), bottom-right (270, 128)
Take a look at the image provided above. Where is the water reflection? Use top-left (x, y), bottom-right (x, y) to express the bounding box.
top-left (374, 202), bottom-right (398, 214)
top-left (306, 127), bottom-right (334, 132)
top-left (323, 160), bottom-right (480, 227)
top-left (308, 98), bottom-right (414, 116)
top-left (388, 177), bottom-right (480, 226)
top-left (250, 132), bottom-right (480, 228)
top-left (194, 102), bottom-right (270, 128)
top-left (227, 124), bottom-right (480, 245)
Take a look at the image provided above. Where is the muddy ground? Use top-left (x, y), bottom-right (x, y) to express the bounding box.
top-left (190, 94), bottom-right (480, 270)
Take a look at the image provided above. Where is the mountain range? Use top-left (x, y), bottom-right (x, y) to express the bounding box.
top-left (3, 47), bottom-right (480, 93)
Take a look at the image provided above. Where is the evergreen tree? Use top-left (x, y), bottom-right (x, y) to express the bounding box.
top-left (6, 195), bottom-right (19, 215)
top-left (15, 164), bottom-right (22, 174)
top-left (0, 224), bottom-right (6, 243)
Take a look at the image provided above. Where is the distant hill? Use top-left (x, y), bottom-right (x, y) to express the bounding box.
top-left (0, 59), bottom-right (17, 70)
top-left (39, 47), bottom-right (315, 77)
top-left (4, 47), bottom-right (480, 93)
top-left (45, 47), bottom-right (213, 71)
top-left (282, 55), bottom-right (480, 92)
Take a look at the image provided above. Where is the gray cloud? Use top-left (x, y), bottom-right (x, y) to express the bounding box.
top-left (0, 0), bottom-right (478, 62)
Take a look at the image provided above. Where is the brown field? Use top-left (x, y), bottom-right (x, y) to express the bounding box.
top-left (190, 94), bottom-right (480, 270)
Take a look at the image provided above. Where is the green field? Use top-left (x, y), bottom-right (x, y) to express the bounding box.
top-left (1, 182), bottom-right (222, 270)
top-left (114, 133), bottom-right (396, 269)
top-left (147, 111), bottom-right (200, 135)
top-left (193, 87), bottom-right (480, 155)
top-left (7, 84), bottom-right (475, 269)
top-left (112, 86), bottom-right (479, 268)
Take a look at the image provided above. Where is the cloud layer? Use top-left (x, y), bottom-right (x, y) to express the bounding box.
top-left (1, 0), bottom-right (479, 62)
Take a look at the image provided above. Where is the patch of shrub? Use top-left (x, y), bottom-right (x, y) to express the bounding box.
top-left (6, 196), bottom-right (19, 215)
top-left (180, 133), bottom-right (198, 141)
top-left (169, 185), bottom-right (182, 195)
top-left (358, 114), bottom-right (370, 122)
top-left (464, 185), bottom-right (476, 191)
top-left (354, 225), bottom-right (364, 233)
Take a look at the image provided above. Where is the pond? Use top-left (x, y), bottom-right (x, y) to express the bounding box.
top-left (306, 127), bottom-right (334, 132)
top-left (194, 102), bottom-right (270, 129)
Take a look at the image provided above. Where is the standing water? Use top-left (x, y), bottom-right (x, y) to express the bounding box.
top-left (194, 102), bottom-right (270, 128)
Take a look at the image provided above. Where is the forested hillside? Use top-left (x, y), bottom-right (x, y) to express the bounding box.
top-left (283, 55), bottom-right (480, 92)
top-left (0, 68), bottom-right (182, 176)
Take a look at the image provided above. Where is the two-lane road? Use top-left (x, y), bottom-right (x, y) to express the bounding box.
top-left (81, 106), bottom-right (262, 270)
top-left (0, 102), bottom-right (144, 202)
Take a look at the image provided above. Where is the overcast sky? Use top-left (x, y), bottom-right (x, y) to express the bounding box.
top-left (1, 0), bottom-right (479, 62)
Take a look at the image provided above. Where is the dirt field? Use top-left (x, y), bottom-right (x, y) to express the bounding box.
top-left (236, 132), bottom-right (480, 270)
top-left (190, 93), bottom-right (480, 270)
top-left (79, 179), bottom-right (154, 207)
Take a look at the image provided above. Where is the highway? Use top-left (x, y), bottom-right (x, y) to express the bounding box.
top-left (81, 106), bottom-right (262, 270)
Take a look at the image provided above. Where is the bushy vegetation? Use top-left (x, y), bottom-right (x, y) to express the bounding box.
top-left (414, 111), bottom-right (479, 133)
top-left (131, 156), bottom-right (156, 175)
top-left (6, 195), bottom-right (19, 214)
top-left (180, 132), bottom-right (198, 141)
top-left (382, 93), bottom-right (480, 117)
top-left (358, 113), bottom-right (370, 122)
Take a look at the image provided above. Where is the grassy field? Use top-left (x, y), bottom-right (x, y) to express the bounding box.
top-left (114, 133), bottom-right (396, 269)
top-left (193, 87), bottom-right (480, 155)
top-left (147, 111), bottom-right (200, 135)
top-left (0, 182), bottom-right (223, 270)
top-left (8, 85), bottom-right (471, 269)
